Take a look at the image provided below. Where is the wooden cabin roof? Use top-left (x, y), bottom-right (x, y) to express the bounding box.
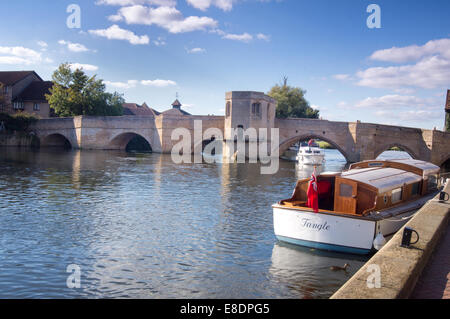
top-left (341, 167), bottom-right (422, 194)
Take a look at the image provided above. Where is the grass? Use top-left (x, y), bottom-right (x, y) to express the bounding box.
top-left (317, 141), bottom-right (335, 149)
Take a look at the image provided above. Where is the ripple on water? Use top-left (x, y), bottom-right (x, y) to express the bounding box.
top-left (0, 149), bottom-right (389, 298)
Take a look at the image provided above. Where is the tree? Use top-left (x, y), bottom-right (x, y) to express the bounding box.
top-left (46, 63), bottom-right (124, 117)
top-left (268, 77), bottom-right (319, 119)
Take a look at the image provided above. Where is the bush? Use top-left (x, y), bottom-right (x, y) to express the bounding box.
top-left (0, 112), bottom-right (38, 132)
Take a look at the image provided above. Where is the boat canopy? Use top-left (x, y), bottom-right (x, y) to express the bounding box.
top-left (349, 159), bottom-right (440, 177)
top-left (341, 167), bottom-right (422, 194)
top-left (386, 159), bottom-right (440, 176)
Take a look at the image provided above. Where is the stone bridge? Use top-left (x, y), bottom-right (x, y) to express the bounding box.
top-left (29, 91), bottom-right (450, 167)
top-left (276, 118), bottom-right (450, 167)
top-left (32, 114), bottom-right (224, 153)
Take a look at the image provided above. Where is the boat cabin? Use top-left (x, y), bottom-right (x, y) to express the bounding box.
top-left (280, 159), bottom-right (440, 216)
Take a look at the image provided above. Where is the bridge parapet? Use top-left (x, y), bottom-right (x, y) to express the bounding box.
top-left (28, 110), bottom-right (450, 167)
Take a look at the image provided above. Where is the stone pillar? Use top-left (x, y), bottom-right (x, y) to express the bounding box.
top-left (223, 91), bottom-right (277, 160)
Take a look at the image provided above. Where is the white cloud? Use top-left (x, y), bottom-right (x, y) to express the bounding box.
top-left (58, 40), bottom-right (90, 53)
top-left (69, 63), bottom-right (99, 71)
top-left (375, 110), bottom-right (442, 122)
top-left (333, 74), bottom-right (351, 81)
top-left (186, 47), bottom-right (206, 54)
top-left (37, 41), bottom-right (48, 51)
top-left (393, 88), bottom-right (416, 95)
top-left (355, 95), bottom-right (433, 108)
top-left (153, 37), bottom-right (167, 46)
top-left (108, 14), bottom-right (124, 22)
top-left (356, 55), bottom-right (450, 89)
top-left (88, 24), bottom-right (150, 45)
top-left (370, 38), bottom-right (450, 63)
top-left (0, 56), bottom-right (32, 65)
top-left (141, 79), bottom-right (177, 87)
top-left (104, 79), bottom-right (176, 89)
top-left (96, 0), bottom-right (176, 6)
top-left (256, 33), bottom-right (270, 41)
top-left (357, 38), bottom-right (450, 90)
top-left (186, 0), bottom-right (234, 12)
top-left (0, 46), bottom-right (42, 65)
top-left (113, 5), bottom-right (218, 34)
top-left (222, 32), bottom-right (252, 42)
top-left (104, 80), bottom-right (139, 89)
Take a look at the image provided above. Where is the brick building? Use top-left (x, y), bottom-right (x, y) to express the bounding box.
top-left (0, 71), bottom-right (53, 118)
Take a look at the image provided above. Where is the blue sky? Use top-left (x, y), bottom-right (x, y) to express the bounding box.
top-left (1, 0), bottom-right (449, 129)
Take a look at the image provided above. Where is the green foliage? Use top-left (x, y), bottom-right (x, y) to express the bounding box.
top-left (317, 141), bottom-right (334, 149)
top-left (46, 63), bottom-right (124, 117)
top-left (268, 77), bottom-right (319, 119)
top-left (0, 112), bottom-right (38, 132)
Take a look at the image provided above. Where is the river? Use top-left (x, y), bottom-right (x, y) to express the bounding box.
top-left (0, 148), bottom-right (412, 298)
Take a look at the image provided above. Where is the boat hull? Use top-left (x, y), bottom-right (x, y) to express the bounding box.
top-left (296, 154), bottom-right (325, 165)
top-left (273, 206), bottom-right (376, 254)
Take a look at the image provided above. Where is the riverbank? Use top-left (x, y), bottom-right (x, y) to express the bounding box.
top-left (331, 181), bottom-right (450, 299)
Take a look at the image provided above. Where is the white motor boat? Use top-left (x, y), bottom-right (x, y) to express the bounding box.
top-left (296, 140), bottom-right (325, 165)
top-left (273, 159), bottom-right (441, 254)
top-left (281, 143), bottom-right (300, 162)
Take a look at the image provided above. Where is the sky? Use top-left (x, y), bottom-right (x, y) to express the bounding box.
top-left (0, 0), bottom-right (449, 129)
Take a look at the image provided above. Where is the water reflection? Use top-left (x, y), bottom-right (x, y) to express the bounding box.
top-left (0, 148), bottom-right (412, 298)
top-left (269, 242), bottom-right (367, 299)
top-left (294, 149), bottom-right (347, 179)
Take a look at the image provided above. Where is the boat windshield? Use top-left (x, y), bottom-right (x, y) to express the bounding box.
top-left (300, 142), bottom-right (320, 148)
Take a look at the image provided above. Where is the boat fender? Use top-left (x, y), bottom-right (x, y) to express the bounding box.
top-left (373, 232), bottom-right (386, 251)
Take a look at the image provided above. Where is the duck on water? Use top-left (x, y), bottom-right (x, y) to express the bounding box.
top-left (273, 159), bottom-right (442, 255)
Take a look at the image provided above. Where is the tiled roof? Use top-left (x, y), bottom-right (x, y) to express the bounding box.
top-left (14, 81), bottom-right (53, 102)
top-left (122, 102), bottom-right (160, 116)
top-left (0, 71), bottom-right (42, 86)
top-left (172, 99), bottom-right (182, 107)
top-left (161, 108), bottom-right (191, 116)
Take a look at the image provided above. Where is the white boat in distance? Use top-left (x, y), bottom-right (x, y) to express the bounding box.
top-left (273, 159), bottom-right (441, 255)
top-left (296, 140), bottom-right (325, 165)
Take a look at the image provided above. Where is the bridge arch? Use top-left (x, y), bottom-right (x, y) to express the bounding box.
top-left (439, 154), bottom-right (450, 168)
top-left (40, 133), bottom-right (72, 149)
top-left (374, 143), bottom-right (418, 160)
top-left (108, 132), bottom-right (152, 152)
top-left (278, 134), bottom-right (352, 163)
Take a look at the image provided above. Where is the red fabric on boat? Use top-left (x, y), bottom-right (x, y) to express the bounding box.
top-left (317, 180), bottom-right (331, 196)
top-left (307, 174), bottom-right (319, 213)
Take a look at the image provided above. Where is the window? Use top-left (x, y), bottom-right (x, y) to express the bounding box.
top-left (226, 102), bottom-right (230, 117)
top-left (427, 175), bottom-right (438, 190)
top-left (339, 183), bottom-right (353, 197)
top-left (3, 86), bottom-right (8, 94)
top-left (391, 188), bottom-right (403, 204)
top-left (251, 102), bottom-right (261, 116)
top-left (34, 103), bottom-right (40, 111)
top-left (410, 182), bottom-right (420, 197)
top-left (13, 102), bottom-right (24, 110)
top-left (368, 162), bottom-right (383, 167)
